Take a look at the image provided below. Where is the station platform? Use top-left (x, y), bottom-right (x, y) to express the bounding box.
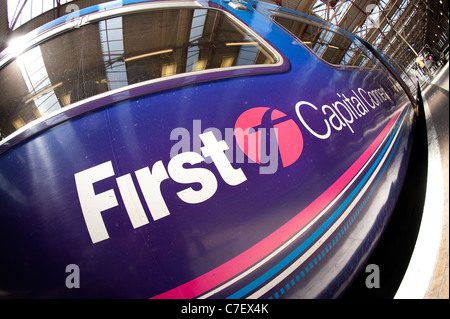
top-left (342, 63), bottom-right (449, 300)
top-left (395, 62), bottom-right (449, 299)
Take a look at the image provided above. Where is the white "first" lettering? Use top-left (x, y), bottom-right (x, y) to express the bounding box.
top-left (74, 131), bottom-right (247, 244)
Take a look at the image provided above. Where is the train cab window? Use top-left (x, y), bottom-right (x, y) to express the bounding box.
top-left (0, 7), bottom-right (279, 141)
top-left (273, 13), bottom-right (377, 69)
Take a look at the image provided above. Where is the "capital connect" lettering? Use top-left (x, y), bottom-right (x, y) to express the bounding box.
top-left (295, 86), bottom-right (391, 139)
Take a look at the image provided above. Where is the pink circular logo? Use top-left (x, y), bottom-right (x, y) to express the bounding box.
top-left (234, 107), bottom-right (303, 168)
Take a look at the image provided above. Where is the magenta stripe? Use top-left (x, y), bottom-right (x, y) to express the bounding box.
top-left (151, 111), bottom-right (402, 299)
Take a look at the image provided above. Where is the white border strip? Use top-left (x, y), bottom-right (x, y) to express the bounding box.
top-left (394, 76), bottom-right (445, 299)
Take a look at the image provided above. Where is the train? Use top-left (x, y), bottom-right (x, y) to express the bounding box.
top-left (0, 0), bottom-right (419, 298)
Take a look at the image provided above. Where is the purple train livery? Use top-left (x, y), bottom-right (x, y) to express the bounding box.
top-left (0, 0), bottom-right (419, 298)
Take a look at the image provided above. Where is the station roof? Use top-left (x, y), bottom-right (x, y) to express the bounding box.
top-left (1, 0), bottom-right (449, 69)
